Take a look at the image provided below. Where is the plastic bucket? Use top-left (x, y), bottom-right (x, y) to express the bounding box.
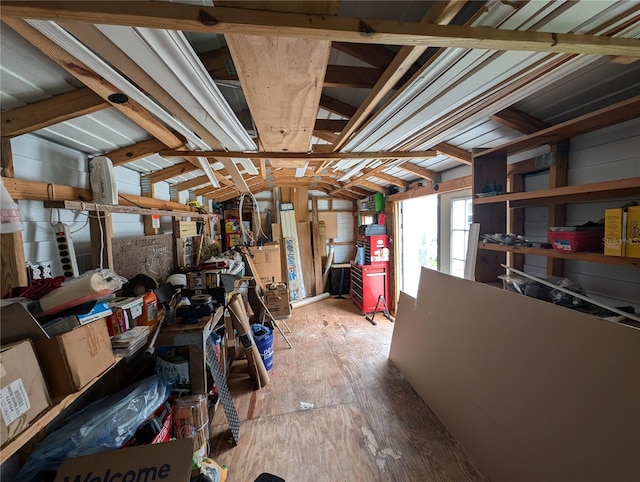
top-left (251, 324), bottom-right (274, 371)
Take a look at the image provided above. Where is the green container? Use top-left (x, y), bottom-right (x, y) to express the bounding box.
top-left (374, 192), bottom-right (385, 212)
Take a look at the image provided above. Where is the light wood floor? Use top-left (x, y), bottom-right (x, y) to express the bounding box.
top-left (210, 297), bottom-right (488, 482)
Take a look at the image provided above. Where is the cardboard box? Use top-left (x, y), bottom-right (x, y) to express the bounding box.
top-left (263, 283), bottom-right (291, 318)
top-left (251, 242), bottom-right (283, 284)
top-left (41, 302), bottom-right (114, 338)
top-left (54, 438), bottom-right (193, 482)
top-left (626, 206), bottom-right (640, 258)
top-left (107, 297), bottom-right (144, 334)
top-left (176, 220), bottom-right (198, 238)
top-left (35, 320), bottom-right (116, 399)
top-left (1, 340), bottom-right (51, 446)
top-left (604, 208), bottom-right (625, 256)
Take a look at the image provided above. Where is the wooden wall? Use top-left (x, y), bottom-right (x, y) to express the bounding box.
top-left (390, 267), bottom-right (640, 482)
top-left (10, 134), bottom-right (181, 277)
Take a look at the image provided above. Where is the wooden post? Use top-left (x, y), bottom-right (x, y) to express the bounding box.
top-left (547, 143), bottom-right (569, 276)
top-left (1, 137), bottom-right (28, 296)
top-left (385, 199), bottom-right (397, 312)
top-left (472, 149), bottom-right (507, 283)
top-left (507, 173), bottom-right (525, 271)
top-left (311, 197), bottom-right (323, 294)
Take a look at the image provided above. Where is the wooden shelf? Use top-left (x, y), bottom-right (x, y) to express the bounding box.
top-left (478, 243), bottom-right (640, 267)
top-left (475, 96), bottom-right (640, 158)
top-left (0, 358), bottom-right (122, 464)
top-left (43, 200), bottom-right (216, 219)
top-left (474, 177), bottom-right (640, 208)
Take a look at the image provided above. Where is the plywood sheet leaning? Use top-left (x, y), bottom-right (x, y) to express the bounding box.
top-left (283, 237), bottom-right (305, 301)
top-left (111, 234), bottom-right (173, 283)
top-left (389, 267), bottom-right (640, 482)
top-left (297, 221), bottom-right (315, 297)
top-left (279, 203), bottom-right (306, 300)
top-left (318, 211), bottom-right (338, 239)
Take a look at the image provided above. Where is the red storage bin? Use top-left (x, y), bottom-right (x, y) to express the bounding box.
top-left (548, 228), bottom-right (604, 252)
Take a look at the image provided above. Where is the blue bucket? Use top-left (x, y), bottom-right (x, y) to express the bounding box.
top-left (251, 324), bottom-right (274, 371)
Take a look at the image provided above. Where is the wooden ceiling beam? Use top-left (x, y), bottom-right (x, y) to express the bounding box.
top-left (2, 18), bottom-right (185, 152)
top-left (59, 21), bottom-right (249, 189)
top-left (330, 1), bottom-right (468, 153)
top-left (312, 131), bottom-right (338, 143)
top-left (103, 138), bottom-right (170, 166)
top-left (161, 149), bottom-right (437, 161)
top-left (332, 42), bottom-right (396, 68)
top-left (217, 1), bottom-right (334, 171)
top-left (6, 3), bottom-right (637, 57)
top-left (314, 119), bottom-right (348, 133)
top-left (198, 46), bottom-right (234, 79)
top-left (143, 162), bottom-right (197, 183)
top-left (323, 66), bottom-right (380, 88)
top-left (396, 162), bottom-right (440, 182)
top-left (211, 64), bottom-right (379, 89)
top-left (1, 87), bottom-right (108, 137)
top-left (345, 186), bottom-right (374, 197)
top-left (329, 161), bottom-right (396, 195)
top-left (478, 95), bottom-right (640, 158)
top-left (319, 94), bottom-right (357, 118)
top-left (173, 175), bottom-right (210, 192)
top-left (434, 142), bottom-right (473, 165)
top-left (353, 179), bottom-right (387, 194)
top-left (491, 107), bottom-right (550, 135)
top-left (366, 170), bottom-right (408, 188)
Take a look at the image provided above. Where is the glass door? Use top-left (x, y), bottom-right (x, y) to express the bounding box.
top-left (399, 195), bottom-right (438, 297)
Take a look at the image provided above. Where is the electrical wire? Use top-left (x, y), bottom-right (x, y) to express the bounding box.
top-left (238, 191), bottom-right (267, 245)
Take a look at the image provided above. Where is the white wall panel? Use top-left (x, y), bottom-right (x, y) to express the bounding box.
top-left (518, 119), bottom-right (640, 310)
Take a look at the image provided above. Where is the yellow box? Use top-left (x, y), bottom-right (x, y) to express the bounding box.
top-left (604, 209), bottom-right (624, 256)
top-left (626, 206), bottom-right (640, 258)
top-left (177, 221), bottom-right (198, 238)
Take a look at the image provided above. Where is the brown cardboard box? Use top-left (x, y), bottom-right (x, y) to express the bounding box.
top-left (604, 208), bottom-right (625, 256)
top-left (251, 242), bottom-right (283, 284)
top-left (176, 220), bottom-right (198, 238)
top-left (1, 340), bottom-right (51, 446)
top-left (264, 283), bottom-right (291, 318)
top-left (54, 438), bottom-right (194, 482)
top-left (35, 319), bottom-right (116, 399)
top-left (626, 206), bottom-right (640, 258)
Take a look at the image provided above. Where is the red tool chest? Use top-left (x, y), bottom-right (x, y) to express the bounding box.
top-left (351, 235), bottom-right (390, 314)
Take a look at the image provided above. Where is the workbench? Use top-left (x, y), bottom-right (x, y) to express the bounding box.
top-left (155, 306), bottom-right (224, 395)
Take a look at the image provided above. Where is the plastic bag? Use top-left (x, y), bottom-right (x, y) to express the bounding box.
top-left (498, 273), bottom-right (586, 307)
top-left (16, 375), bottom-right (169, 482)
top-left (63, 268), bottom-right (128, 291)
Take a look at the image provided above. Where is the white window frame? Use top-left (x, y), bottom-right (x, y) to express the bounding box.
top-left (450, 197), bottom-right (473, 279)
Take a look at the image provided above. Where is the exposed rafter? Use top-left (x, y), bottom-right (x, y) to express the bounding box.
top-left (365, 170), bottom-right (408, 188)
top-left (330, 1), bottom-right (468, 153)
top-left (331, 42), bottom-right (396, 69)
top-left (491, 107), bottom-right (550, 135)
top-left (160, 149), bottom-right (437, 161)
top-left (396, 162), bottom-right (440, 182)
top-left (319, 94), bottom-right (357, 119)
top-left (2, 18), bottom-right (185, 151)
top-left (209, 62), bottom-right (380, 89)
top-left (434, 142), bottom-right (473, 165)
top-left (5, 3), bottom-right (638, 57)
top-left (103, 138), bottom-right (172, 166)
top-left (314, 119), bottom-right (348, 133)
top-left (354, 179), bottom-right (387, 194)
top-left (1, 87), bottom-right (108, 137)
top-left (142, 162), bottom-right (196, 184)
